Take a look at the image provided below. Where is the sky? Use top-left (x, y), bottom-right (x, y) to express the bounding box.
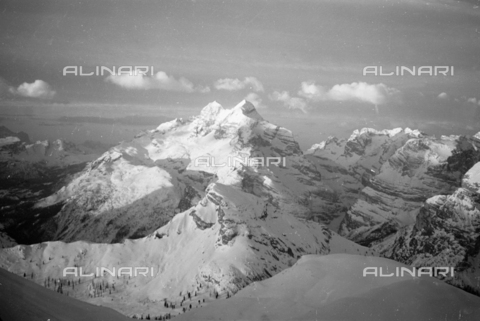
top-left (0, 0), bottom-right (479, 148)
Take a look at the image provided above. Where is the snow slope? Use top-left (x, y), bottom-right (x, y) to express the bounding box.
top-left (0, 267), bottom-right (133, 321)
top-left (175, 254), bottom-right (480, 321)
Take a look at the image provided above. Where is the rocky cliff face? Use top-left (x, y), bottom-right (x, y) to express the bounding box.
top-left (372, 162), bottom-right (480, 295)
top-left (305, 128), bottom-right (424, 230)
top-left (338, 133), bottom-right (480, 245)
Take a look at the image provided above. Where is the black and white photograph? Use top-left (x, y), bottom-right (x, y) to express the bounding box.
top-left (0, 0), bottom-right (480, 320)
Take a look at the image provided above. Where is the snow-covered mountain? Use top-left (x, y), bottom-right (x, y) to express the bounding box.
top-left (1, 100), bottom-right (480, 319)
top-left (0, 125), bottom-right (30, 144)
top-left (175, 254), bottom-right (480, 321)
top-left (372, 161), bottom-right (480, 295)
top-left (0, 136), bottom-right (99, 178)
top-left (0, 128), bottom-right (105, 246)
top-left (311, 130), bottom-right (480, 245)
top-left (305, 128), bottom-right (480, 296)
top-left (0, 182), bottom-right (370, 318)
top-left (305, 128), bottom-right (425, 230)
top-left (35, 100), bottom-right (339, 243)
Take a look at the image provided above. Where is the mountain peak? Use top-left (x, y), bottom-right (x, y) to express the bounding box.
top-left (199, 101), bottom-right (225, 121)
top-left (232, 99), bottom-right (263, 121)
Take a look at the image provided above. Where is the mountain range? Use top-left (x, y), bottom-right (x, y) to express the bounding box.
top-left (0, 100), bottom-right (479, 320)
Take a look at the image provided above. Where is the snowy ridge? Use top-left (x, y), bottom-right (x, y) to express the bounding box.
top-left (0, 182), bottom-right (369, 317)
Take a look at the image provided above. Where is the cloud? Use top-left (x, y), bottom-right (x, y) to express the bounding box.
top-left (9, 80), bottom-right (56, 99)
top-left (245, 92), bottom-right (266, 109)
top-left (298, 81), bottom-right (326, 100)
top-left (269, 81), bottom-right (401, 114)
top-left (268, 90), bottom-right (307, 113)
top-left (467, 97), bottom-right (479, 105)
top-left (437, 92), bottom-right (448, 99)
top-left (298, 81), bottom-right (399, 105)
top-left (328, 82), bottom-right (399, 105)
top-left (214, 77), bottom-right (264, 92)
top-left (106, 71), bottom-right (210, 93)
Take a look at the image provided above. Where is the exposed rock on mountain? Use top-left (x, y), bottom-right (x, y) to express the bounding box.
top-left (306, 128), bottom-right (424, 230)
top-left (372, 161), bottom-right (480, 295)
top-left (338, 133), bottom-right (480, 244)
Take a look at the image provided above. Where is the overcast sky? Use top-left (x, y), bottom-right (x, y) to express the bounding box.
top-left (0, 0), bottom-right (479, 147)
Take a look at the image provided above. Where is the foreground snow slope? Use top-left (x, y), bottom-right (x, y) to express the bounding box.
top-left (176, 254), bottom-right (480, 321)
top-left (0, 267), bottom-right (132, 321)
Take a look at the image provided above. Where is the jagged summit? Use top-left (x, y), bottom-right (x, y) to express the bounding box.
top-left (232, 99), bottom-right (263, 120)
top-left (306, 127), bottom-right (424, 156)
top-left (347, 127), bottom-right (423, 142)
top-left (196, 100), bottom-right (263, 129)
top-left (198, 100), bottom-right (225, 122)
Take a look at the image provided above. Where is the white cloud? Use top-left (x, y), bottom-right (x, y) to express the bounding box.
top-left (245, 92), bottom-right (266, 109)
top-left (9, 80), bottom-right (56, 99)
top-left (298, 81), bottom-right (399, 105)
top-left (270, 81), bottom-right (400, 114)
top-left (105, 71), bottom-right (210, 93)
top-left (298, 81), bottom-right (326, 100)
top-left (269, 90), bottom-right (290, 102)
top-left (214, 77), bottom-right (264, 92)
top-left (467, 97), bottom-right (478, 104)
top-left (437, 92), bottom-right (448, 99)
top-left (329, 82), bottom-right (399, 105)
top-left (268, 90), bottom-right (307, 113)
